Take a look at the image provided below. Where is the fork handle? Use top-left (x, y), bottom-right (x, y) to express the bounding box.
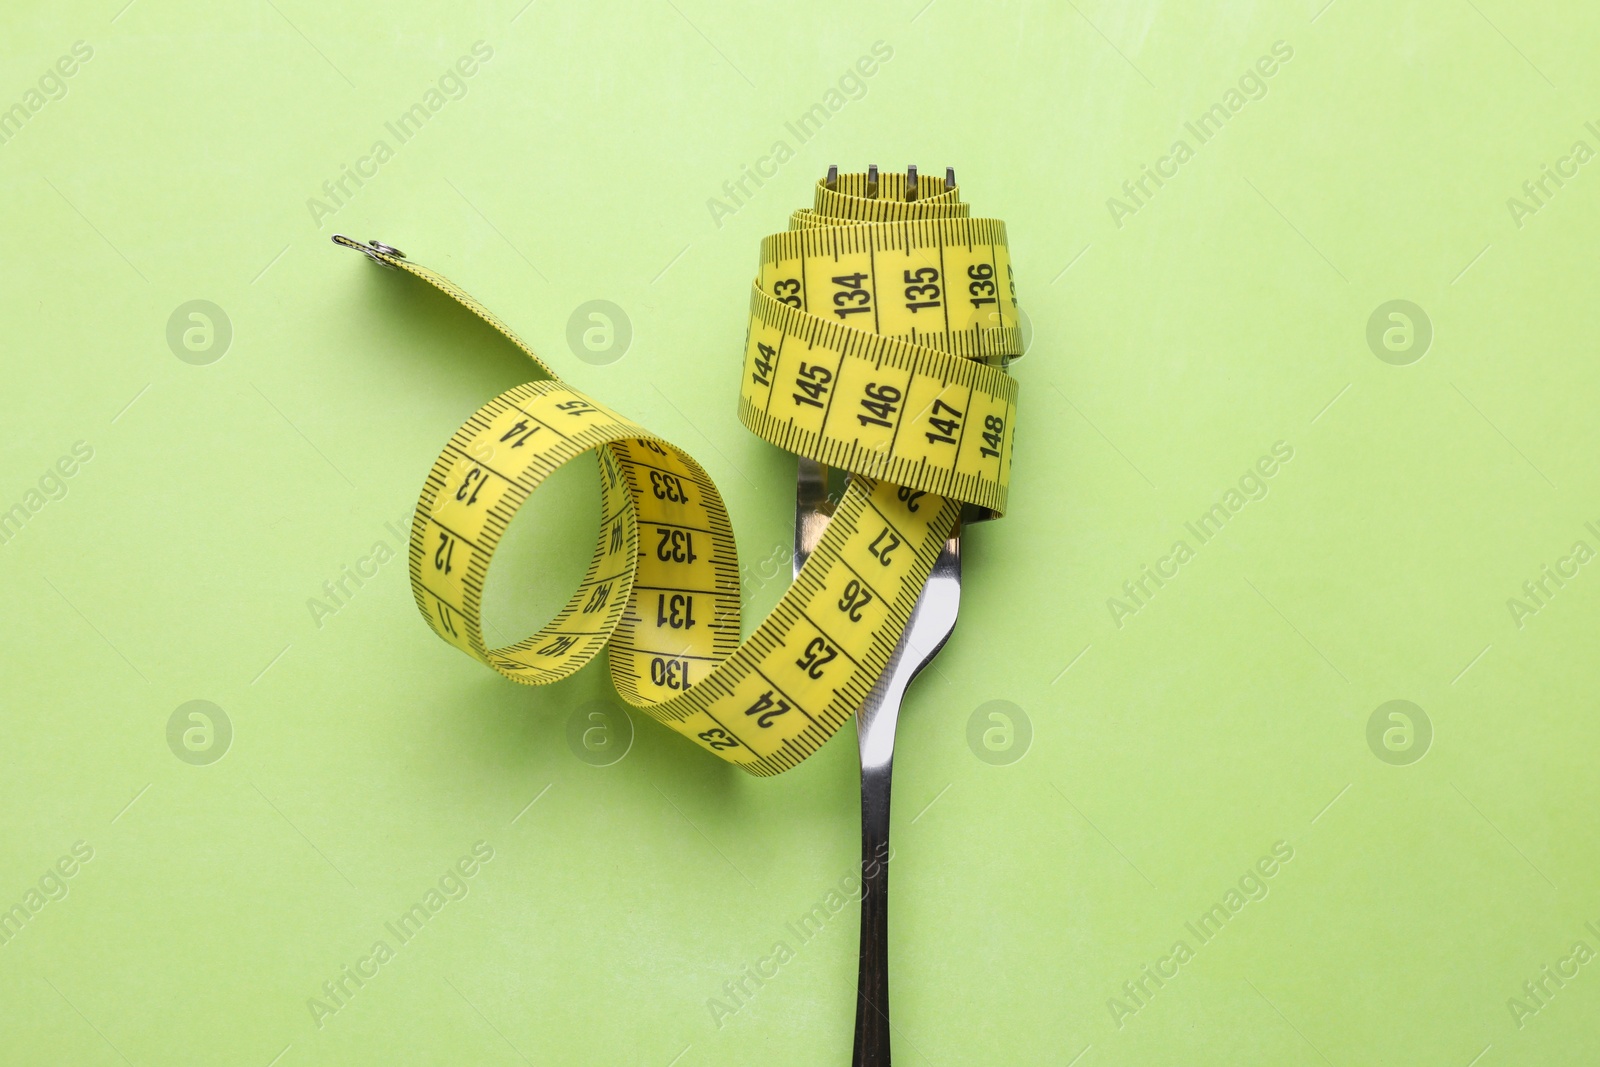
top-left (852, 762), bottom-right (893, 1066)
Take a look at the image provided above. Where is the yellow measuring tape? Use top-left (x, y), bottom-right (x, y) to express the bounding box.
top-left (334, 169), bottom-right (1021, 776)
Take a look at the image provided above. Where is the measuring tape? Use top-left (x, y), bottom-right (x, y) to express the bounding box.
top-left (334, 170), bottom-right (1021, 776)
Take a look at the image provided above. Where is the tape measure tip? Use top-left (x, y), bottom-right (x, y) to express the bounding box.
top-left (333, 235), bottom-right (407, 269)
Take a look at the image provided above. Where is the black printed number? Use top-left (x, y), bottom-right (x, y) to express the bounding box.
top-left (968, 262), bottom-right (997, 307)
top-left (583, 582), bottom-right (612, 613)
top-left (455, 467), bottom-right (487, 506)
top-left (650, 656), bottom-right (691, 691)
top-left (925, 398), bottom-right (964, 446)
top-left (903, 266), bottom-right (941, 313)
top-left (655, 527), bottom-right (698, 563)
top-left (795, 636), bottom-right (838, 680)
top-left (773, 278), bottom-right (802, 308)
top-left (980, 414), bottom-right (1005, 459)
top-left (697, 727), bottom-right (741, 751)
top-left (838, 579), bottom-right (873, 622)
top-left (656, 593), bottom-right (697, 630)
top-left (793, 362), bottom-right (833, 410)
top-left (744, 690), bottom-right (791, 728)
top-left (832, 272), bottom-right (872, 320)
top-left (499, 419), bottom-right (540, 447)
top-left (869, 527), bottom-right (902, 566)
top-left (752, 341), bottom-right (776, 387)
top-left (857, 383), bottom-right (901, 429)
top-left (650, 471), bottom-right (690, 504)
top-left (538, 634), bottom-right (578, 656)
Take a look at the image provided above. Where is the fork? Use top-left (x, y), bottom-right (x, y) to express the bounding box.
top-left (794, 456), bottom-right (962, 1067)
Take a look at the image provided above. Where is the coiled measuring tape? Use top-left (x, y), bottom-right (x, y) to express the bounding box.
top-left (334, 169), bottom-right (1021, 776)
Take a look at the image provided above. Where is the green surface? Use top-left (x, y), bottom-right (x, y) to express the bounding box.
top-left (3, 1), bottom-right (1598, 1063)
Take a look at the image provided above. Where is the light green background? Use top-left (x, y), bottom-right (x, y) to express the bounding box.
top-left (3, 1), bottom-right (1598, 1063)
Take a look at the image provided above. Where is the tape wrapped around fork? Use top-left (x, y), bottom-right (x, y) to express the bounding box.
top-left (335, 171), bottom-right (1020, 774)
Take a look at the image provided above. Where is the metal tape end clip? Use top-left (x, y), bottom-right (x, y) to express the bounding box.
top-left (332, 235), bottom-right (406, 269)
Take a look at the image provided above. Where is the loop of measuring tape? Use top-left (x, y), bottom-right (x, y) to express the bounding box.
top-left (334, 171), bottom-right (1021, 775)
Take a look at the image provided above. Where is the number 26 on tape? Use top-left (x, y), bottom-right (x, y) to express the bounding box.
top-left (838, 579), bottom-right (873, 622)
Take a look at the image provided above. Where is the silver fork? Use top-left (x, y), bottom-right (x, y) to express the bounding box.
top-left (795, 456), bottom-right (961, 1067)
